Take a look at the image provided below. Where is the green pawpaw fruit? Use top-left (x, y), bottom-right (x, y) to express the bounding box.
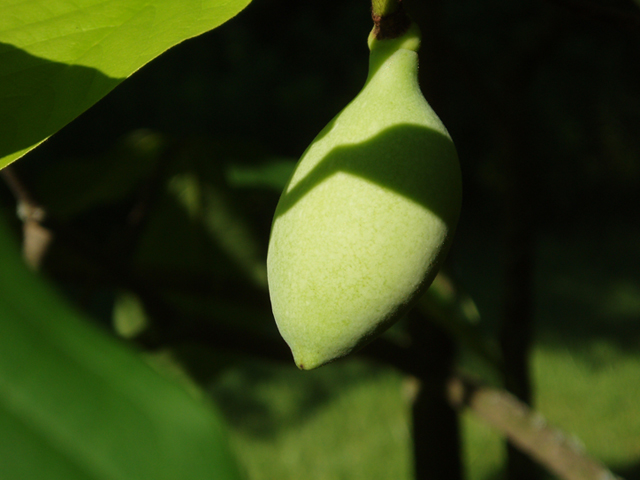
top-left (267, 21), bottom-right (462, 369)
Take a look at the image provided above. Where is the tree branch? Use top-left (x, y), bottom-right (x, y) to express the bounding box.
top-left (447, 375), bottom-right (623, 480)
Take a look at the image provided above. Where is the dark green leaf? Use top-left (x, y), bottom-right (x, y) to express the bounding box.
top-left (0, 216), bottom-right (243, 480)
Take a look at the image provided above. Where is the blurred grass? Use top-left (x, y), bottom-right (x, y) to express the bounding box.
top-left (210, 359), bottom-right (414, 480)
top-left (533, 344), bottom-right (640, 467)
top-left (532, 222), bottom-right (640, 477)
top-left (199, 220), bottom-right (640, 480)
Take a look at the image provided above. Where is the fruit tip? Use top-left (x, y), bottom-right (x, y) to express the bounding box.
top-left (292, 349), bottom-right (325, 370)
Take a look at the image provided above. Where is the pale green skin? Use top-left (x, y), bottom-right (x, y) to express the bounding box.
top-left (267, 23), bottom-right (462, 370)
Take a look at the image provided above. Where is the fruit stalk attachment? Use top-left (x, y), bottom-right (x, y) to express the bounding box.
top-left (371, 0), bottom-right (411, 40)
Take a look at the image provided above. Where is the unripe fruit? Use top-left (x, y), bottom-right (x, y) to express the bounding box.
top-left (267, 22), bottom-right (462, 370)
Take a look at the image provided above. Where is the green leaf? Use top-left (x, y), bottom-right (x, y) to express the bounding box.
top-left (169, 172), bottom-right (268, 287)
top-left (0, 216), bottom-right (243, 480)
top-left (0, 0), bottom-right (251, 169)
top-left (226, 158), bottom-right (297, 192)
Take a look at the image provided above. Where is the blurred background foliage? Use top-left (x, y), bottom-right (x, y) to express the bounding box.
top-left (1, 0), bottom-right (640, 479)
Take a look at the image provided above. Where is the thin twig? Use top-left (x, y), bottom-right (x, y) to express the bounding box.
top-left (1, 166), bottom-right (43, 220)
top-left (1, 166), bottom-right (53, 268)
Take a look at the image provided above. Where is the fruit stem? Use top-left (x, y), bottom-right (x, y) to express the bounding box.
top-left (371, 0), bottom-right (411, 40)
top-left (371, 0), bottom-right (400, 17)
